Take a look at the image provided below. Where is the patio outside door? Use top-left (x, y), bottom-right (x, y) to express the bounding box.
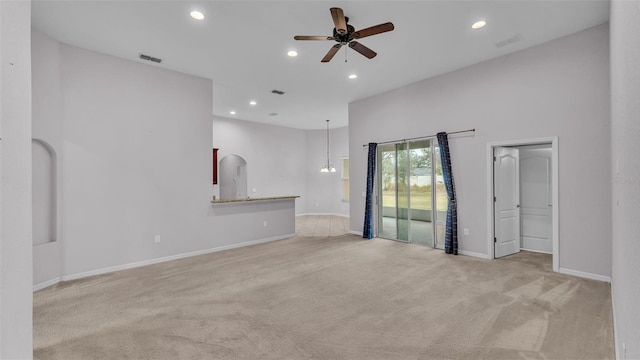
top-left (378, 140), bottom-right (440, 246)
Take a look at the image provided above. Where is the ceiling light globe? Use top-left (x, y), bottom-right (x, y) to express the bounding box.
top-left (287, 50), bottom-right (298, 57)
top-left (190, 11), bottom-right (205, 20)
top-left (472, 20), bottom-right (486, 29)
top-left (349, 74), bottom-right (358, 79)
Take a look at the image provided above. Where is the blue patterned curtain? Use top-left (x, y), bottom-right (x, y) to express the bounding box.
top-left (436, 132), bottom-right (458, 255)
top-left (363, 143), bottom-right (377, 239)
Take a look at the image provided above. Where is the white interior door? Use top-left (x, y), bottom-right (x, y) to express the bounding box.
top-left (494, 147), bottom-right (520, 258)
top-left (520, 147), bottom-right (552, 253)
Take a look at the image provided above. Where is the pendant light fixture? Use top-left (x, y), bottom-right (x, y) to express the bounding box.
top-left (321, 119), bottom-right (336, 173)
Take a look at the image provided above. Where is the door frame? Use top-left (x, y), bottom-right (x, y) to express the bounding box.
top-left (486, 137), bottom-right (559, 272)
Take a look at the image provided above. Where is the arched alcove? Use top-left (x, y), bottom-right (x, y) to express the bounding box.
top-left (32, 138), bottom-right (57, 245)
top-left (219, 154), bottom-right (248, 200)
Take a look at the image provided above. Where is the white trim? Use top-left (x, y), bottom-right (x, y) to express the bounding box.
top-left (296, 213), bottom-right (349, 218)
top-left (349, 230), bottom-right (364, 237)
top-left (558, 267), bottom-right (611, 283)
top-left (520, 248), bottom-right (552, 255)
top-left (611, 280), bottom-right (620, 360)
top-left (33, 277), bottom-right (61, 292)
top-left (59, 234), bottom-right (295, 282)
top-left (458, 250), bottom-right (491, 259)
top-left (487, 137), bottom-right (559, 272)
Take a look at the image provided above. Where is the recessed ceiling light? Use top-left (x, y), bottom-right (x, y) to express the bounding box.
top-left (348, 74), bottom-right (358, 79)
top-left (472, 20), bottom-right (487, 29)
top-left (287, 50), bottom-right (298, 57)
top-left (229, 110), bottom-right (236, 115)
top-left (190, 11), bottom-right (204, 20)
top-left (249, 100), bottom-right (257, 106)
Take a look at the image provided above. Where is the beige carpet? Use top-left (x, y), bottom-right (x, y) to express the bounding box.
top-left (34, 235), bottom-right (614, 359)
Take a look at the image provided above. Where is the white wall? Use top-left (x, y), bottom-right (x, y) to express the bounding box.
top-left (349, 24), bottom-right (611, 278)
top-left (58, 44), bottom-right (214, 276)
top-left (0, 0), bottom-right (33, 357)
top-left (212, 116), bottom-right (307, 212)
top-left (29, 37), bottom-right (296, 282)
top-left (610, 0), bottom-right (640, 357)
top-left (31, 30), bottom-right (63, 287)
top-left (212, 116), bottom-right (349, 216)
top-left (304, 126), bottom-right (349, 216)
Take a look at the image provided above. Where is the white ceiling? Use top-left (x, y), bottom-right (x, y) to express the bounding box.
top-left (31, 0), bottom-right (609, 130)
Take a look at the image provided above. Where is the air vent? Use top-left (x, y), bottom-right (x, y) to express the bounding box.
top-left (495, 34), bottom-right (523, 48)
top-left (269, 113), bottom-right (278, 116)
top-left (139, 54), bottom-right (162, 63)
top-left (271, 89), bottom-right (285, 95)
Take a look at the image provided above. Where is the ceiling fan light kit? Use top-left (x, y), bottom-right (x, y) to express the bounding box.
top-left (294, 7), bottom-right (395, 63)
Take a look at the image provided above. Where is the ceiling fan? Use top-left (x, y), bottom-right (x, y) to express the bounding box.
top-left (294, 7), bottom-right (395, 63)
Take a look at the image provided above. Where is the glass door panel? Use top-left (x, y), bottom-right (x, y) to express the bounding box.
top-left (396, 143), bottom-right (409, 241)
top-left (434, 144), bottom-right (449, 249)
top-left (408, 140), bottom-right (433, 246)
top-left (378, 144), bottom-right (399, 240)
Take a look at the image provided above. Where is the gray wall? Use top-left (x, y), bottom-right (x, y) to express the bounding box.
top-left (610, 0), bottom-right (640, 357)
top-left (0, 0), bottom-right (33, 357)
top-left (349, 24), bottom-right (611, 277)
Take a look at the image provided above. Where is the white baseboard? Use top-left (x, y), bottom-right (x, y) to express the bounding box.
top-left (33, 277), bottom-right (62, 292)
top-left (349, 230), bottom-right (364, 237)
top-left (296, 213), bottom-right (349, 218)
top-left (458, 249), bottom-right (491, 259)
top-left (520, 247), bottom-right (553, 255)
top-left (47, 234), bottom-right (295, 285)
top-left (558, 267), bottom-right (612, 283)
top-left (611, 279), bottom-right (620, 360)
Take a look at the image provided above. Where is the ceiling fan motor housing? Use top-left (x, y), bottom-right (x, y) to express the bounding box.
top-left (333, 24), bottom-right (356, 44)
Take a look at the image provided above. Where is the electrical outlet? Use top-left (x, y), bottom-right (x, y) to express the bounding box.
top-left (315, 202), bottom-right (319, 207)
top-left (154, 235), bottom-right (161, 243)
top-left (463, 228), bottom-right (469, 236)
top-left (263, 221), bottom-right (268, 227)
top-left (252, 188), bottom-right (257, 193)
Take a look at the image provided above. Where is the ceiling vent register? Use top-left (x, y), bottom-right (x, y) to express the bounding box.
top-left (139, 54), bottom-right (162, 63)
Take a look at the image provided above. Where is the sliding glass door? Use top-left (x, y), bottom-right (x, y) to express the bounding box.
top-left (378, 139), bottom-right (446, 248)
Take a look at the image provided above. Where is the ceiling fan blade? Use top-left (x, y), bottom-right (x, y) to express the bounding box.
top-left (330, 7), bottom-right (347, 35)
top-left (321, 43), bottom-right (342, 63)
top-left (294, 35), bottom-right (334, 41)
top-left (353, 22), bottom-right (395, 39)
top-left (349, 41), bottom-right (377, 59)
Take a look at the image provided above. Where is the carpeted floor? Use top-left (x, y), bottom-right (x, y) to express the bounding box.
top-left (33, 234), bottom-right (614, 360)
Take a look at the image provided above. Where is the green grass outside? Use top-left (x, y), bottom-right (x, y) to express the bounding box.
top-left (382, 189), bottom-right (448, 211)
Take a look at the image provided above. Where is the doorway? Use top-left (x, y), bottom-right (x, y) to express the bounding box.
top-left (219, 154), bottom-right (248, 200)
top-left (487, 137), bottom-right (559, 272)
top-left (377, 140), bottom-right (448, 247)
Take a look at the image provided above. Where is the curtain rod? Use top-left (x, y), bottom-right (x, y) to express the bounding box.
top-left (362, 128), bottom-right (475, 147)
